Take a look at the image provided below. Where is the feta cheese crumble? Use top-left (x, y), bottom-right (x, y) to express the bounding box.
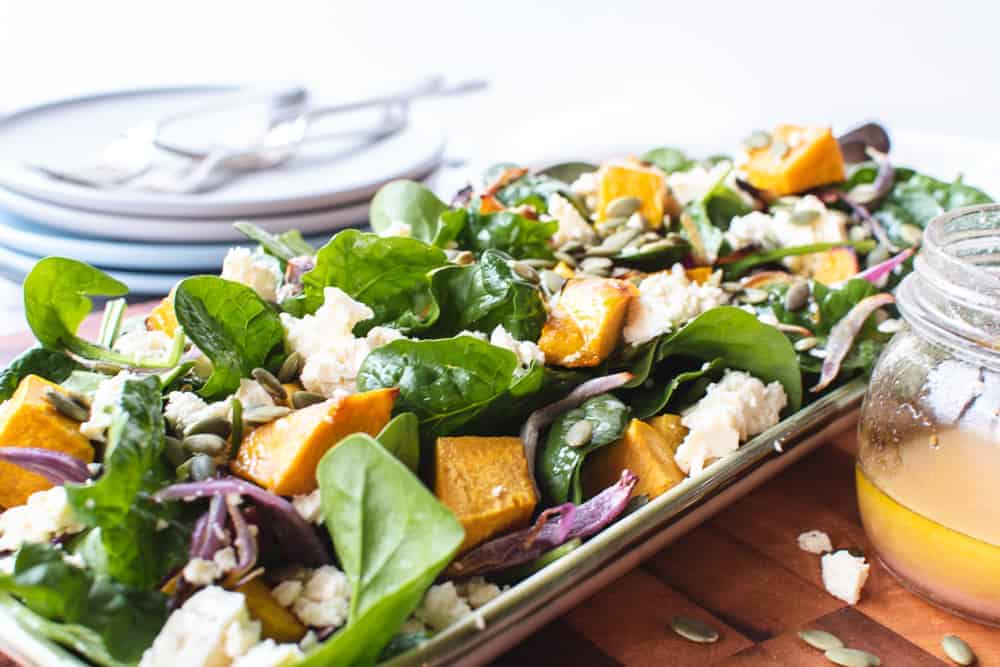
top-left (821, 549), bottom-right (870, 605)
top-left (413, 581), bottom-right (473, 631)
top-left (489, 325), bottom-right (544, 370)
top-left (232, 640), bottom-right (303, 667)
top-left (281, 287), bottom-right (404, 398)
top-left (164, 391), bottom-right (231, 435)
top-left (183, 557), bottom-right (223, 586)
top-left (622, 264), bottom-right (728, 345)
top-left (291, 489), bottom-right (323, 525)
top-left (547, 192), bottom-right (596, 247)
top-left (673, 370), bottom-right (787, 475)
top-left (797, 530), bottom-right (834, 555)
top-left (112, 328), bottom-right (175, 362)
top-left (79, 371), bottom-right (136, 442)
top-left (570, 172), bottom-right (599, 212)
top-left (273, 565), bottom-right (351, 629)
top-left (221, 248), bottom-right (283, 302)
top-left (0, 486), bottom-right (84, 552)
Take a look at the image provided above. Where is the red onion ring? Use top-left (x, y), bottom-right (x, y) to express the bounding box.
top-left (812, 293), bottom-right (896, 393)
top-left (0, 447), bottom-right (92, 485)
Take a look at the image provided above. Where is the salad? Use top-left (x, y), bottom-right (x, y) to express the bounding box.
top-left (0, 122), bottom-right (991, 667)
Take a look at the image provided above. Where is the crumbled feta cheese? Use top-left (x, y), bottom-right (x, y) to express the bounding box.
top-left (457, 577), bottom-right (502, 609)
top-left (183, 557), bottom-right (223, 586)
top-left (623, 264), bottom-right (728, 345)
top-left (489, 325), bottom-right (544, 370)
top-left (456, 330), bottom-right (488, 341)
top-left (140, 587), bottom-right (261, 667)
top-left (221, 248), bottom-right (283, 302)
top-left (283, 566), bottom-right (351, 628)
top-left (674, 370), bottom-right (787, 476)
top-left (231, 640), bottom-right (303, 667)
top-left (112, 329), bottom-right (175, 362)
top-left (570, 172), bottom-right (599, 212)
top-left (667, 161), bottom-right (753, 208)
top-left (414, 582), bottom-right (472, 631)
top-left (62, 551), bottom-right (86, 569)
top-left (213, 546), bottom-right (238, 573)
top-left (0, 486), bottom-right (84, 552)
top-left (291, 490), bottom-right (323, 525)
top-left (79, 371), bottom-right (136, 441)
top-left (379, 220), bottom-right (412, 238)
top-left (281, 287), bottom-right (404, 397)
top-left (235, 379), bottom-right (275, 410)
top-left (725, 211), bottom-right (774, 252)
top-left (164, 391), bottom-right (230, 434)
top-left (547, 193), bottom-right (596, 247)
top-left (298, 631), bottom-right (318, 652)
top-left (272, 580), bottom-right (303, 608)
top-left (821, 550), bottom-right (870, 604)
top-left (797, 530), bottom-right (834, 554)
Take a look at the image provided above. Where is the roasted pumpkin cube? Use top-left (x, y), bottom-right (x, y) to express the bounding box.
top-left (434, 436), bottom-right (538, 553)
top-left (684, 267), bottom-right (713, 285)
top-left (597, 160), bottom-right (670, 228)
top-left (538, 278), bottom-right (636, 368)
top-left (232, 387), bottom-right (397, 495)
top-left (811, 247), bottom-right (859, 285)
top-left (145, 289), bottom-right (178, 338)
top-left (236, 578), bottom-right (307, 643)
top-left (582, 418), bottom-right (686, 500)
top-left (648, 414), bottom-right (687, 455)
top-left (0, 375), bottom-right (94, 508)
top-left (744, 125), bottom-right (846, 196)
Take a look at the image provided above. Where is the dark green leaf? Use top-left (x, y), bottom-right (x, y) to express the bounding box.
top-left (459, 210), bottom-right (558, 260)
top-left (537, 161), bottom-right (598, 184)
top-left (681, 199), bottom-right (726, 264)
top-left (628, 358), bottom-right (725, 419)
top-left (369, 180), bottom-right (450, 244)
top-left (375, 412), bottom-right (421, 473)
top-left (721, 240), bottom-right (875, 280)
top-left (59, 370), bottom-right (107, 400)
top-left (232, 221), bottom-right (314, 263)
top-left (641, 147), bottom-right (695, 173)
top-left (0, 347), bottom-right (80, 401)
top-left (495, 174), bottom-right (569, 214)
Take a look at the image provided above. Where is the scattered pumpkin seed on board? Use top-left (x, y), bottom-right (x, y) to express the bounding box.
top-left (824, 647), bottom-right (881, 667)
top-left (798, 628), bottom-right (844, 651)
top-left (941, 634), bottom-right (975, 666)
top-left (669, 615), bottom-right (720, 643)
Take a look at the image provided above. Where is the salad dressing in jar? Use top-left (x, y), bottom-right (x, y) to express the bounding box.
top-left (858, 204), bottom-right (1000, 624)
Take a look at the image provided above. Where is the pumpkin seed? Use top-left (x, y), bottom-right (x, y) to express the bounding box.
top-left (624, 212), bottom-right (649, 231)
top-left (866, 243), bottom-right (890, 267)
top-left (611, 267), bottom-right (631, 278)
top-left (941, 634), bottom-right (975, 666)
top-left (638, 239), bottom-right (676, 254)
top-left (794, 337), bottom-right (819, 352)
top-left (620, 238), bottom-right (646, 256)
top-left (848, 183), bottom-right (880, 205)
top-left (770, 140), bottom-right (790, 159)
top-left (580, 257), bottom-right (613, 272)
top-left (743, 130), bottom-right (772, 150)
top-left (185, 414), bottom-right (232, 439)
top-left (558, 240), bottom-right (584, 254)
top-left (877, 318), bottom-right (903, 334)
top-left (43, 388), bottom-right (89, 422)
top-left (277, 351), bottom-right (303, 383)
top-left (182, 433), bottom-right (228, 456)
top-left (799, 629), bottom-right (844, 651)
top-left (642, 231), bottom-right (663, 242)
top-left (522, 258), bottom-right (556, 269)
top-left (164, 436), bottom-right (187, 467)
top-left (722, 281), bottom-right (744, 294)
top-left (252, 368), bottom-right (287, 400)
top-left (565, 420), bottom-right (593, 448)
top-left (584, 245), bottom-right (619, 258)
top-left (541, 270), bottom-right (566, 295)
top-left (741, 288), bottom-right (769, 304)
top-left (189, 454), bottom-right (217, 481)
top-left (790, 209), bottom-right (821, 226)
top-left (596, 217), bottom-right (628, 236)
top-left (595, 228), bottom-right (638, 253)
top-left (510, 261), bottom-right (540, 283)
top-left (824, 647), bottom-right (880, 667)
top-left (605, 196), bottom-right (642, 218)
top-left (453, 250), bottom-right (476, 266)
top-left (848, 225), bottom-right (871, 243)
top-left (554, 251), bottom-right (578, 267)
top-left (292, 391), bottom-right (327, 409)
top-left (243, 405), bottom-right (292, 424)
top-left (899, 223), bottom-right (924, 247)
top-left (784, 281), bottom-right (810, 312)
top-left (670, 615), bottom-right (719, 643)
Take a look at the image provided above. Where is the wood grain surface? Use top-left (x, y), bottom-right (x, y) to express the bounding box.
top-left (1, 306), bottom-right (998, 666)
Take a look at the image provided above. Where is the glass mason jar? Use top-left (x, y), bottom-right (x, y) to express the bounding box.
top-left (858, 204), bottom-right (1000, 625)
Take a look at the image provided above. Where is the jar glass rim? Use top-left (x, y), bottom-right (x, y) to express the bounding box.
top-left (920, 203), bottom-right (1000, 299)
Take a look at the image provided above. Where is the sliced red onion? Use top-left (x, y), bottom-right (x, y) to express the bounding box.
top-left (847, 248), bottom-right (914, 286)
top-left (774, 323), bottom-right (814, 337)
top-left (194, 495), bottom-right (229, 559)
top-left (0, 448), bottom-right (92, 485)
top-left (520, 372), bottom-right (633, 477)
top-left (820, 189), bottom-right (898, 253)
top-left (225, 495), bottom-right (258, 581)
top-left (156, 477), bottom-right (329, 566)
top-left (446, 470), bottom-right (638, 578)
top-left (812, 293), bottom-right (896, 393)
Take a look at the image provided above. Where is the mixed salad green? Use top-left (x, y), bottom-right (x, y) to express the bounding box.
top-left (0, 122), bottom-right (991, 667)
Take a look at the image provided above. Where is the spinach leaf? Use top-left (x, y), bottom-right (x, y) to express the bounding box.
top-left (721, 240), bottom-right (876, 280)
top-left (537, 161), bottom-right (598, 184)
top-left (375, 412), bottom-right (420, 473)
top-left (459, 210), bottom-right (558, 260)
top-left (369, 180), bottom-right (450, 244)
top-left (297, 230), bottom-right (448, 333)
top-left (538, 394), bottom-right (630, 504)
top-left (0, 543), bottom-right (168, 665)
top-left (705, 185), bottom-right (752, 230)
top-left (495, 173), bottom-right (568, 214)
top-left (463, 366), bottom-right (586, 436)
top-left (66, 376), bottom-right (189, 588)
top-left (60, 371), bottom-right (109, 400)
top-left (641, 147), bottom-right (695, 173)
top-left (628, 357), bottom-right (725, 419)
top-left (173, 276), bottom-right (286, 399)
top-left (357, 336), bottom-right (518, 437)
top-left (302, 434), bottom-right (463, 667)
top-left (681, 199), bottom-right (726, 264)
top-left (0, 347), bottom-right (81, 401)
top-left (233, 221), bottom-right (314, 263)
top-left (430, 249), bottom-right (547, 341)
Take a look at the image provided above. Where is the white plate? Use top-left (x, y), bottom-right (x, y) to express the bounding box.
top-left (0, 210), bottom-right (335, 272)
top-left (0, 86), bottom-right (445, 217)
top-left (0, 244), bottom-right (186, 295)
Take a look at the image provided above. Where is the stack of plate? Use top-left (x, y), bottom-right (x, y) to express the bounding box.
top-left (0, 86), bottom-right (445, 293)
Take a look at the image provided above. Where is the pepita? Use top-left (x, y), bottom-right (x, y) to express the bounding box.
top-left (252, 367), bottom-right (287, 400)
top-left (554, 251), bottom-right (578, 267)
top-left (898, 223), bottom-right (924, 247)
top-left (669, 615), bottom-right (720, 644)
top-left (565, 420), bottom-right (593, 448)
top-left (790, 209), bottom-right (821, 226)
top-left (941, 634), bottom-right (975, 666)
top-left (722, 281), bottom-right (745, 294)
top-left (558, 240), bottom-right (584, 254)
top-left (624, 212), bottom-right (649, 231)
top-left (43, 388), bottom-right (89, 422)
top-left (794, 337), bottom-right (819, 352)
top-left (784, 281), bottom-right (810, 312)
top-left (877, 318), bottom-right (903, 334)
top-left (510, 260), bottom-right (540, 283)
top-left (541, 270), bottom-right (566, 295)
top-left (164, 436), bottom-right (187, 467)
top-left (453, 250), bottom-right (476, 266)
top-left (583, 245), bottom-right (619, 258)
top-left (848, 183), bottom-right (880, 205)
top-left (522, 258), bottom-right (557, 269)
top-left (848, 225), bottom-right (871, 243)
top-left (182, 433), bottom-right (228, 456)
top-left (292, 391), bottom-right (327, 409)
top-left (743, 129), bottom-right (772, 150)
top-left (866, 243), bottom-right (890, 267)
top-left (638, 239), bottom-right (676, 254)
top-left (189, 454), bottom-right (217, 481)
top-left (599, 229), bottom-right (640, 254)
top-left (596, 217), bottom-right (628, 236)
top-left (604, 196), bottom-right (642, 219)
top-left (741, 288), bottom-right (769, 304)
top-left (277, 351), bottom-right (303, 383)
top-left (824, 647), bottom-right (880, 667)
top-left (770, 140), bottom-right (790, 159)
top-left (243, 405), bottom-right (292, 424)
top-left (185, 414), bottom-right (232, 439)
top-left (580, 257), bottom-right (613, 273)
top-left (798, 629), bottom-right (844, 652)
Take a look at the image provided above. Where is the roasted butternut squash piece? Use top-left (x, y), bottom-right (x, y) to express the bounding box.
top-left (232, 387), bottom-right (397, 495)
top-left (434, 436), bottom-right (538, 553)
top-left (478, 195), bottom-right (505, 213)
top-left (0, 375), bottom-right (94, 508)
top-left (538, 278), bottom-right (636, 368)
top-left (597, 160), bottom-right (670, 228)
top-left (582, 418), bottom-right (686, 500)
top-left (145, 289), bottom-right (178, 338)
top-left (236, 578), bottom-right (307, 643)
top-left (648, 414), bottom-right (687, 454)
top-left (744, 125), bottom-right (846, 196)
top-left (811, 247), bottom-right (859, 285)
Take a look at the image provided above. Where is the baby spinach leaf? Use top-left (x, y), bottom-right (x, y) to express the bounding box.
top-left (463, 366), bottom-right (586, 436)
top-left (233, 221), bottom-right (314, 263)
top-left (495, 173), bottom-right (568, 213)
top-left (538, 394), bottom-right (630, 504)
top-left (430, 249), bottom-right (547, 341)
top-left (720, 240), bottom-right (876, 280)
top-left (0, 543), bottom-right (168, 665)
top-left (60, 371), bottom-right (109, 400)
top-left (458, 210), bottom-right (558, 260)
top-left (302, 434), bottom-right (463, 667)
top-left (357, 336), bottom-right (518, 437)
top-left (641, 146), bottom-right (695, 173)
top-left (369, 180), bottom-right (450, 244)
top-left (298, 230), bottom-right (448, 333)
top-left (681, 199), bottom-right (726, 264)
top-left (375, 412), bottom-right (420, 473)
top-left (0, 347), bottom-right (81, 401)
top-left (628, 358), bottom-right (725, 419)
top-left (174, 276), bottom-right (286, 399)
